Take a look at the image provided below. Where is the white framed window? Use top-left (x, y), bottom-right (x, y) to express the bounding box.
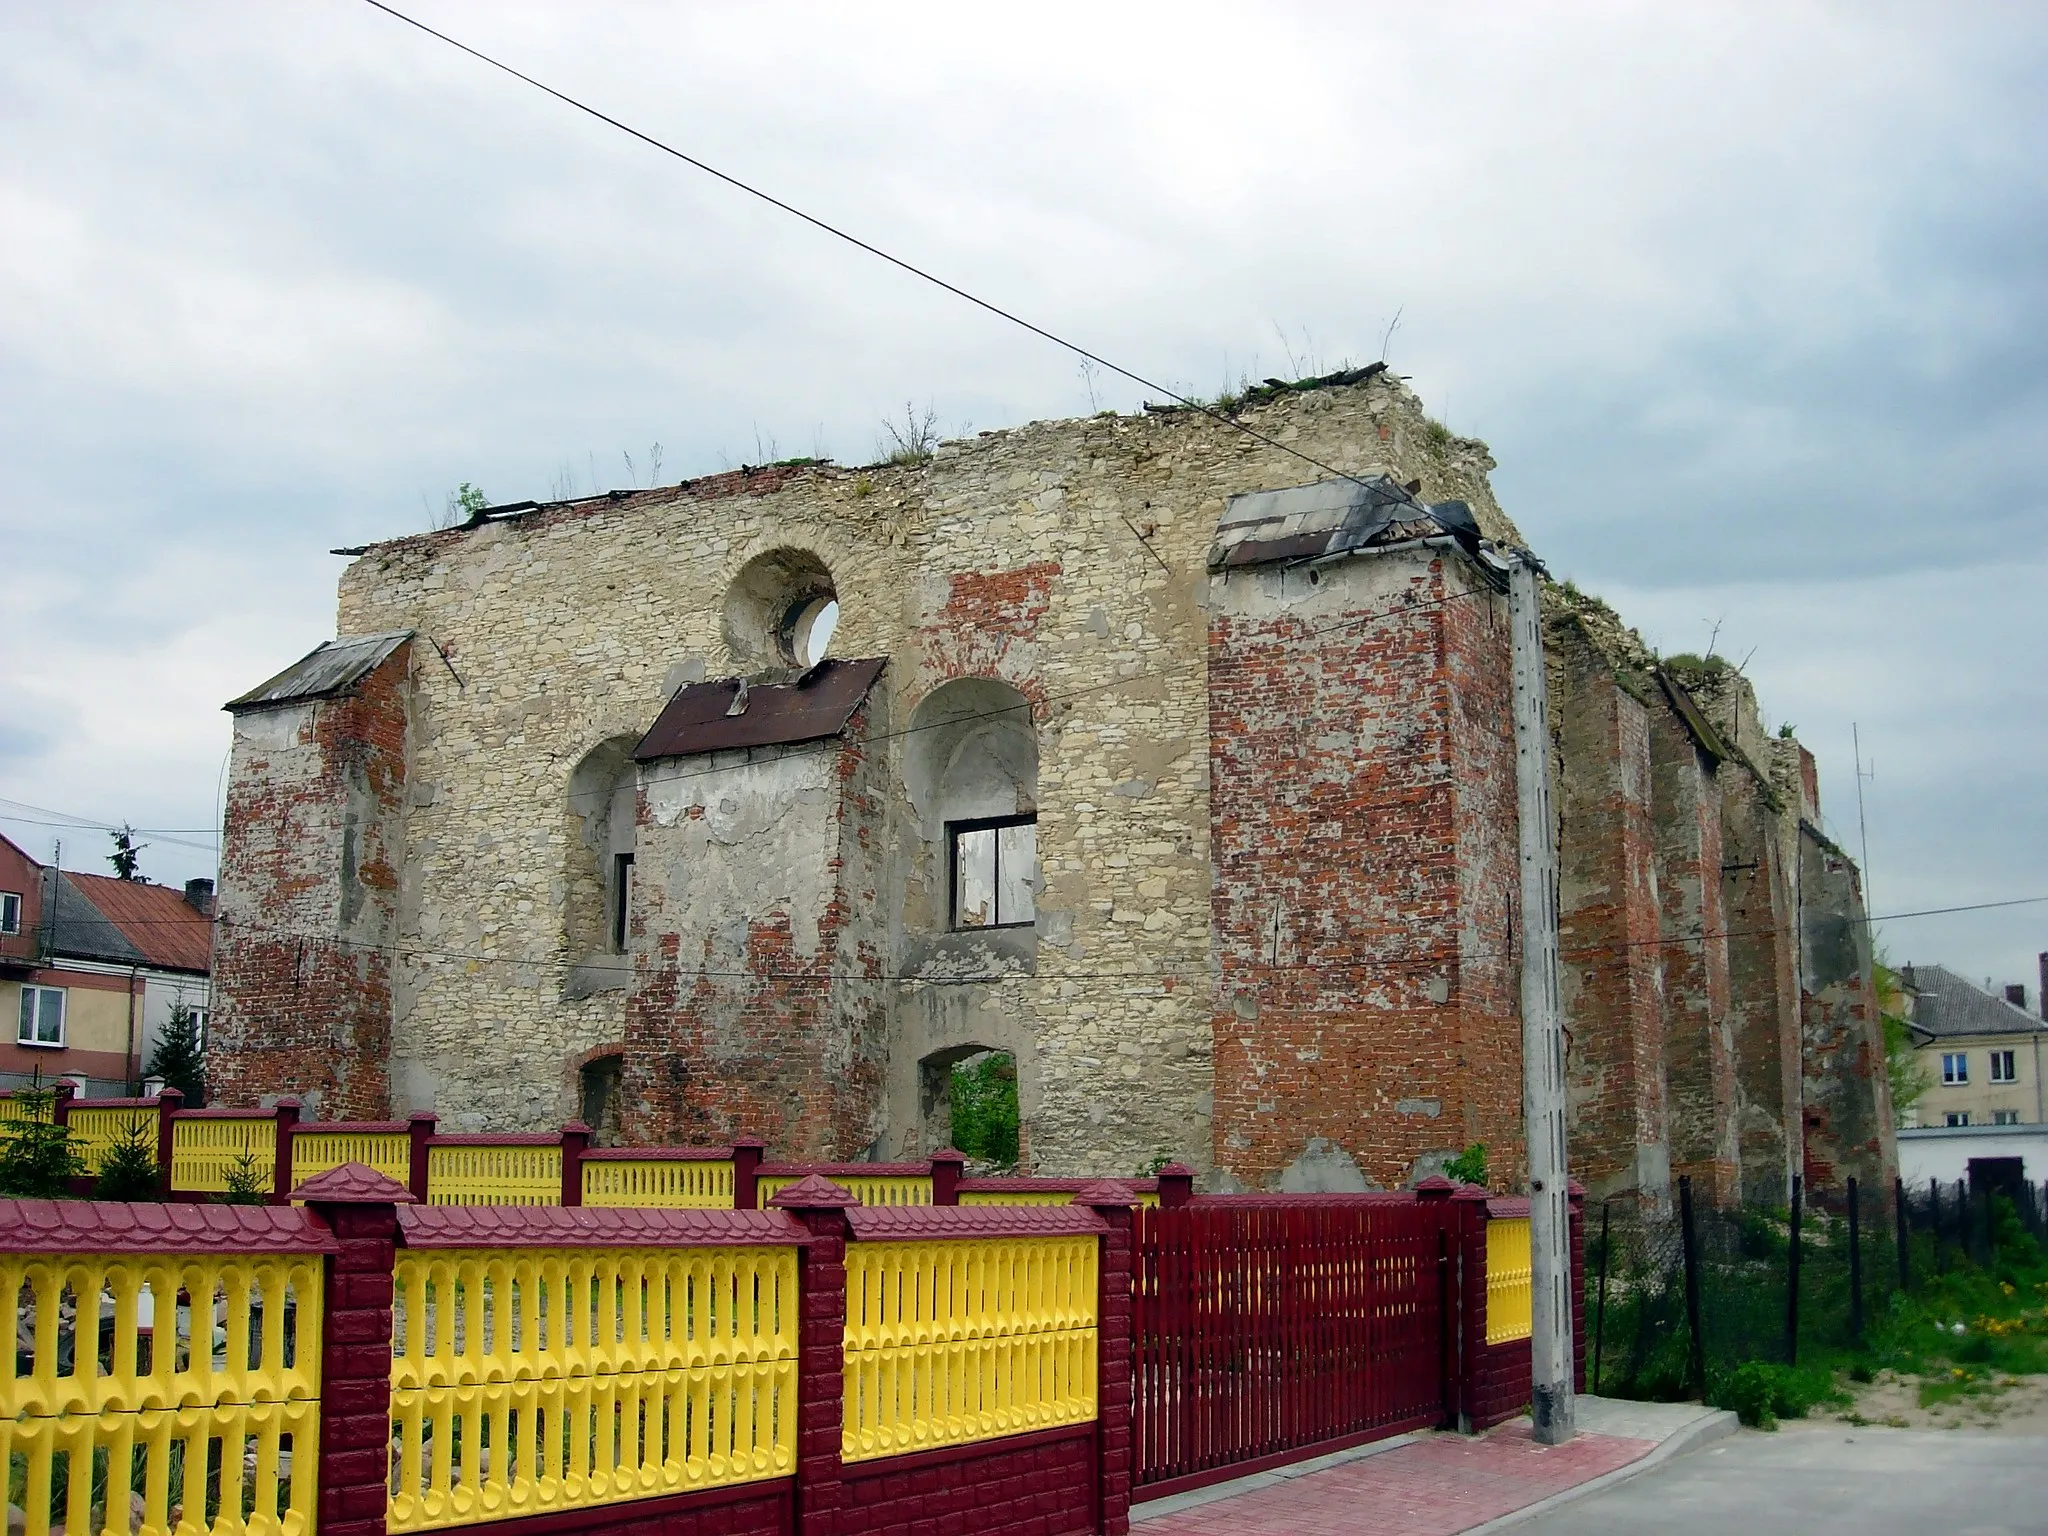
top-left (1945, 1111), bottom-right (1971, 1127)
top-left (16, 986), bottom-right (65, 1047)
top-left (950, 815), bottom-right (1037, 930)
top-left (1990, 1050), bottom-right (2017, 1084)
top-left (1992, 1109), bottom-right (2021, 1126)
top-left (0, 891), bottom-right (20, 935)
top-left (1941, 1052), bottom-right (1969, 1085)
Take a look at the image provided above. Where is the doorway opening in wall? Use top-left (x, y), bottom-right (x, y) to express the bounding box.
top-left (580, 1053), bottom-right (624, 1146)
top-left (918, 1046), bottom-right (1020, 1170)
top-left (949, 815), bottom-right (1037, 929)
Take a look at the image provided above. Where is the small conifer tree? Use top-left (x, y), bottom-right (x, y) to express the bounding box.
top-left (0, 1072), bottom-right (86, 1197)
top-left (219, 1148), bottom-right (269, 1205)
top-left (93, 1115), bottom-right (160, 1201)
top-left (147, 1003), bottom-right (207, 1107)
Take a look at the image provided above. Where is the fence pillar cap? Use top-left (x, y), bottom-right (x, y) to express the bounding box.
top-left (766, 1173), bottom-right (858, 1209)
top-left (929, 1146), bottom-right (967, 1167)
top-left (407, 1110), bottom-right (437, 1125)
top-left (1072, 1179), bottom-right (1138, 1208)
top-left (1414, 1174), bottom-right (1455, 1200)
top-left (731, 1135), bottom-right (767, 1151)
top-left (1156, 1161), bottom-right (1194, 1178)
top-left (295, 1163), bottom-right (417, 1204)
top-left (1450, 1182), bottom-right (1491, 1202)
top-left (156, 1087), bottom-right (185, 1108)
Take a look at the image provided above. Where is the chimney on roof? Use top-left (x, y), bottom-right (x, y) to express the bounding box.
top-left (184, 877), bottom-right (215, 916)
top-left (2005, 983), bottom-right (2027, 1010)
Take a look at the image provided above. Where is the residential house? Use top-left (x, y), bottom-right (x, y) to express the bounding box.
top-left (0, 832), bottom-right (215, 1098)
top-left (1900, 963), bottom-right (2048, 1129)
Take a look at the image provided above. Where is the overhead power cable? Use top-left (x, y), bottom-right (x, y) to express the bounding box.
top-left (354, 0), bottom-right (1416, 503)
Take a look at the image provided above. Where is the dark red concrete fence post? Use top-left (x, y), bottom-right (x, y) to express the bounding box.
top-left (1569, 1181), bottom-right (1587, 1394)
top-left (50, 1081), bottom-right (75, 1126)
top-left (1155, 1162), bottom-right (1195, 1210)
top-left (406, 1112), bottom-right (436, 1205)
top-left (1448, 1183), bottom-right (1492, 1433)
top-left (153, 1088), bottom-right (183, 1197)
top-left (271, 1097), bottom-right (301, 1205)
top-left (559, 1120), bottom-right (591, 1207)
top-left (771, 1174), bottom-right (857, 1536)
top-left (929, 1147), bottom-right (965, 1206)
top-left (299, 1163), bottom-right (413, 1536)
top-left (731, 1136), bottom-right (766, 1210)
top-left (1076, 1181), bottom-right (1137, 1536)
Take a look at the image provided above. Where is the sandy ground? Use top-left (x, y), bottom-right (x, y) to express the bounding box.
top-left (1783, 1368), bottom-right (2048, 1434)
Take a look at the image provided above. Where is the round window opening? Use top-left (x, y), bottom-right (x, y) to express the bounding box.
top-left (784, 595), bottom-right (840, 668)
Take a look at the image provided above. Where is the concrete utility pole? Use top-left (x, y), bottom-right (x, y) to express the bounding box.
top-left (1507, 552), bottom-right (1575, 1445)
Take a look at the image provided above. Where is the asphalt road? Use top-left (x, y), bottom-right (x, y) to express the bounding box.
top-left (1516, 1426), bottom-right (2048, 1535)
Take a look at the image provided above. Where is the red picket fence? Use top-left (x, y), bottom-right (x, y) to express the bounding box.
top-left (1132, 1194), bottom-right (1455, 1497)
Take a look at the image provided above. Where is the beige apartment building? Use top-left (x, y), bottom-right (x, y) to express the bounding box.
top-left (1902, 963), bottom-right (2048, 1128)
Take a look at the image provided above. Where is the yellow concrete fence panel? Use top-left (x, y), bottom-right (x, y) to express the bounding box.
top-left (65, 1106), bottom-right (159, 1177)
top-left (958, 1190), bottom-right (1161, 1210)
top-left (290, 1132), bottom-right (411, 1193)
top-left (169, 1117), bottom-right (277, 1196)
top-left (424, 1145), bottom-right (562, 1206)
top-left (387, 1244), bottom-right (798, 1532)
top-left (754, 1174), bottom-right (931, 1209)
top-left (841, 1237), bottom-right (1098, 1463)
top-left (580, 1159), bottom-right (734, 1209)
top-left (1486, 1217), bottom-right (1534, 1345)
top-left (0, 1250), bottom-right (324, 1536)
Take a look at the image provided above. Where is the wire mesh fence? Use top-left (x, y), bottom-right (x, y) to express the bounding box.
top-left (1577, 1174), bottom-right (2033, 1401)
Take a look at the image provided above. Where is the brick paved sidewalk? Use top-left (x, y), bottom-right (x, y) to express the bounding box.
top-left (1135, 1425), bottom-right (1659, 1536)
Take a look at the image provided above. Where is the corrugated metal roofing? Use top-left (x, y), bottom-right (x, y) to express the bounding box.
top-left (1206, 475), bottom-right (1482, 571)
top-left (224, 631), bottom-right (412, 713)
top-left (633, 657), bottom-right (886, 762)
top-left (35, 870), bottom-right (213, 974)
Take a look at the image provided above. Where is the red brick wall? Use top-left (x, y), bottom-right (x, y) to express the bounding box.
top-left (1211, 555), bottom-right (1517, 1190)
top-left (211, 647), bottom-right (410, 1119)
top-left (837, 1426), bottom-right (1097, 1536)
top-left (1552, 628), bottom-right (1668, 1203)
top-left (1650, 713), bottom-right (1739, 1206)
top-left (1720, 771), bottom-right (1802, 1206)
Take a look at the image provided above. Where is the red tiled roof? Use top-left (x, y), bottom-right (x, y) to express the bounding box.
top-left (64, 872), bottom-right (214, 974)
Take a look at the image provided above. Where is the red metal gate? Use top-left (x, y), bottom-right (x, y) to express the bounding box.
top-left (1132, 1198), bottom-right (1450, 1497)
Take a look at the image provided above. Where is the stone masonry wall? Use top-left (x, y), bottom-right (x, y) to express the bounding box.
top-left (210, 645), bottom-right (409, 1119)
top-left (316, 376), bottom-right (1509, 1176)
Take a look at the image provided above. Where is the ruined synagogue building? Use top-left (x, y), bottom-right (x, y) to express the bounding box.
top-left (209, 371), bottom-right (1894, 1206)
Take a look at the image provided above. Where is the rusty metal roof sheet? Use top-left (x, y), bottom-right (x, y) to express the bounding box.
top-left (633, 656), bottom-right (886, 762)
top-left (224, 631), bottom-right (412, 713)
top-left (1207, 475), bottom-right (1482, 571)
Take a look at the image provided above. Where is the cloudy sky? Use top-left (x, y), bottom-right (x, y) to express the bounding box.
top-left (2, 2), bottom-right (2043, 997)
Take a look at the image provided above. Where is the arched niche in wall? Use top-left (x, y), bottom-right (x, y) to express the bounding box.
top-left (563, 736), bottom-right (640, 995)
top-left (902, 677), bottom-right (1039, 940)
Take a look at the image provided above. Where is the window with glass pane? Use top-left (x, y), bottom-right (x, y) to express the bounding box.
top-left (1990, 1050), bottom-right (2017, 1083)
top-left (17, 985), bottom-right (64, 1046)
top-left (1942, 1052), bottom-right (1968, 1084)
top-left (951, 815), bottom-right (1036, 929)
top-left (0, 891), bottom-right (20, 934)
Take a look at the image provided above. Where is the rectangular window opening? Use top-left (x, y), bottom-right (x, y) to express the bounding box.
top-left (0, 891), bottom-right (19, 935)
top-left (949, 815), bottom-right (1037, 931)
top-left (1942, 1052), bottom-right (1969, 1085)
top-left (17, 986), bottom-right (65, 1048)
top-left (611, 853), bottom-right (635, 953)
top-left (1992, 1110), bottom-right (2020, 1126)
top-left (1990, 1050), bottom-right (2017, 1084)
top-left (1946, 1111), bottom-right (1971, 1127)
